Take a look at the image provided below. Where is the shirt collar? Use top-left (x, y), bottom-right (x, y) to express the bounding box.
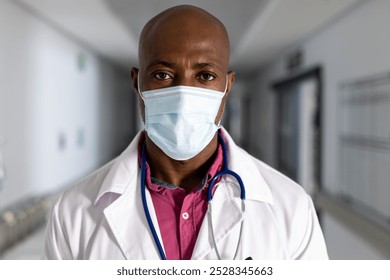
top-left (136, 131), bottom-right (224, 194)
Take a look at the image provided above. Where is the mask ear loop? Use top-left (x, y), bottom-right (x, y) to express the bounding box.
top-left (137, 74), bottom-right (145, 101)
top-left (217, 75), bottom-right (229, 127)
top-left (223, 75), bottom-right (229, 95)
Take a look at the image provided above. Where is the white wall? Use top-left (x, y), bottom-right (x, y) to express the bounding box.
top-left (247, 0), bottom-right (390, 259)
top-left (0, 0), bottom-right (134, 209)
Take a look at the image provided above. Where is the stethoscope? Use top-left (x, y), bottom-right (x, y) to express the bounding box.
top-left (140, 131), bottom-right (246, 260)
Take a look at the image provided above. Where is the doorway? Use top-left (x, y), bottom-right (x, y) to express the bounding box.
top-left (273, 67), bottom-right (322, 194)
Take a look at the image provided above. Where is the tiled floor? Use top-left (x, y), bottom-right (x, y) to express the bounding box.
top-left (1, 225), bottom-right (46, 260)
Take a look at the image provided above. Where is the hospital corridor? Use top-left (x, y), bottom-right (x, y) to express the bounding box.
top-left (1, 0), bottom-right (390, 260)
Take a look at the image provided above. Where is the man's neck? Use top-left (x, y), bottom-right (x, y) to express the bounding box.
top-left (145, 133), bottom-right (219, 193)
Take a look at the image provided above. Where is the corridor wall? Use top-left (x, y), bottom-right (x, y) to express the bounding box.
top-left (247, 0), bottom-right (390, 259)
top-left (0, 0), bottom-right (134, 209)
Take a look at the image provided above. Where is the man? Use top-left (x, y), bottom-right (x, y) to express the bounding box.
top-left (45, 5), bottom-right (328, 260)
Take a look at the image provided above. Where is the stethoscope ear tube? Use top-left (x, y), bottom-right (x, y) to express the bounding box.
top-left (207, 132), bottom-right (246, 260)
top-left (140, 143), bottom-right (167, 260)
top-left (207, 197), bottom-right (246, 260)
top-left (207, 202), bottom-right (222, 260)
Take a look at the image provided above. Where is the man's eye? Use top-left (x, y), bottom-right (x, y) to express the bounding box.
top-left (154, 72), bottom-right (171, 80)
top-left (199, 73), bottom-right (215, 81)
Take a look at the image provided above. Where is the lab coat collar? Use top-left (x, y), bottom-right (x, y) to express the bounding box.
top-left (94, 129), bottom-right (274, 206)
top-left (93, 132), bottom-right (142, 206)
top-left (94, 128), bottom-right (273, 205)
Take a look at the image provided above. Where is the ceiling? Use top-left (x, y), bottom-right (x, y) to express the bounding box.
top-left (15, 0), bottom-right (362, 74)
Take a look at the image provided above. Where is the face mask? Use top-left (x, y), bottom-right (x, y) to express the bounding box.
top-left (139, 81), bottom-right (227, 161)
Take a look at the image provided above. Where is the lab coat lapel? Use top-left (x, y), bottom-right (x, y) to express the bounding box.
top-left (191, 180), bottom-right (244, 259)
top-left (98, 132), bottom-right (164, 259)
top-left (103, 171), bottom-right (163, 259)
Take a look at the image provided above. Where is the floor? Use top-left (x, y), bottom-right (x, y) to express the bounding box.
top-left (0, 225), bottom-right (46, 260)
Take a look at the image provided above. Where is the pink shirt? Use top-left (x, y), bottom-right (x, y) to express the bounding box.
top-left (138, 132), bottom-right (223, 259)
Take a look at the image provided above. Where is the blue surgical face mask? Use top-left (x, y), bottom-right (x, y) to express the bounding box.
top-left (138, 80), bottom-right (227, 161)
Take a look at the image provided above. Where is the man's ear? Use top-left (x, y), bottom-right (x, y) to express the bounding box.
top-left (214, 71), bottom-right (235, 124)
top-left (130, 67), bottom-right (139, 93)
top-left (131, 67), bottom-right (146, 122)
top-left (225, 70), bottom-right (235, 97)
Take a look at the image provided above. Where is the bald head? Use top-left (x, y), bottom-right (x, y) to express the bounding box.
top-left (131, 5), bottom-right (235, 123)
top-left (138, 5), bottom-right (230, 71)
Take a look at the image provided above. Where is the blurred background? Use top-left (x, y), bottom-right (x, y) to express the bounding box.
top-left (0, 0), bottom-right (389, 259)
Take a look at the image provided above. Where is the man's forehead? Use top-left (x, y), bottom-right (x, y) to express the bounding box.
top-left (138, 5), bottom-right (230, 66)
top-left (141, 39), bottom-right (227, 71)
top-left (141, 5), bottom-right (227, 38)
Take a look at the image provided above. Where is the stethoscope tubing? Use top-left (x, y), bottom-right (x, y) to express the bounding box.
top-left (207, 132), bottom-right (245, 201)
top-left (141, 131), bottom-right (246, 260)
top-left (140, 143), bottom-right (167, 260)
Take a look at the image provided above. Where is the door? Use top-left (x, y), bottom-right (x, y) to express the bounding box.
top-left (274, 69), bottom-right (322, 195)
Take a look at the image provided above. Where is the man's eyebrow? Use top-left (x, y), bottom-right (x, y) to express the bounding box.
top-left (195, 62), bottom-right (223, 71)
top-left (147, 61), bottom-right (223, 71)
top-left (148, 60), bottom-right (175, 68)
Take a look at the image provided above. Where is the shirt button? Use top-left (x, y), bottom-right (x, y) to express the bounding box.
top-left (182, 212), bottom-right (189, 220)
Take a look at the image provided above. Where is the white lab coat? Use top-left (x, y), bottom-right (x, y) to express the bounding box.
top-left (45, 128), bottom-right (328, 259)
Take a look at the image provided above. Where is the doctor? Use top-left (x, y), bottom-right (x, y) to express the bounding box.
top-left (45, 5), bottom-right (328, 260)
